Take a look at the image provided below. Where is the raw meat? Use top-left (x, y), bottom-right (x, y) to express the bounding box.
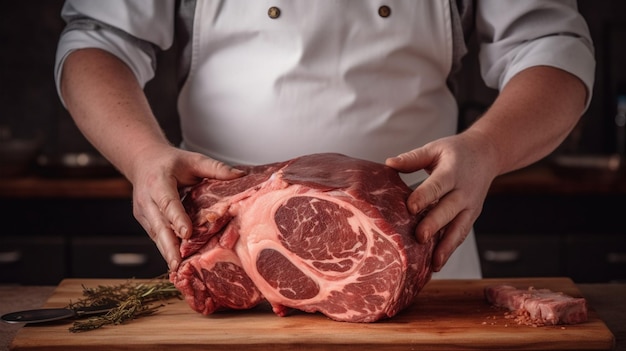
top-left (484, 284), bottom-right (588, 326)
top-left (170, 153), bottom-right (437, 322)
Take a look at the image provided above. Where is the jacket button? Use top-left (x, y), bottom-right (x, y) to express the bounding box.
top-left (378, 5), bottom-right (391, 18)
top-left (268, 6), bottom-right (281, 19)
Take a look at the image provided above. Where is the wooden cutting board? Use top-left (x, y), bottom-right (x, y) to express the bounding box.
top-left (9, 277), bottom-right (615, 350)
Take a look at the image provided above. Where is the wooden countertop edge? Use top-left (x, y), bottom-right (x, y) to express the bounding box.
top-left (1, 282), bottom-right (624, 351)
top-left (1, 165), bottom-right (625, 198)
top-left (0, 176), bottom-right (133, 198)
top-left (488, 165), bottom-right (626, 195)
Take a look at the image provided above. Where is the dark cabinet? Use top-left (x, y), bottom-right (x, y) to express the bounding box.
top-left (476, 234), bottom-right (561, 279)
top-left (475, 192), bottom-right (626, 283)
top-left (0, 235), bottom-right (168, 285)
top-left (71, 236), bottom-right (168, 279)
top-left (0, 236), bottom-right (66, 285)
top-left (565, 234), bottom-right (626, 283)
top-left (0, 197), bottom-right (167, 284)
top-left (477, 232), bottom-right (626, 283)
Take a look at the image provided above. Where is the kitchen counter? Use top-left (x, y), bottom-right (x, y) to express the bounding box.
top-left (1, 163), bottom-right (625, 198)
top-left (0, 176), bottom-right (132, 198)
top-left (0, 285), bottom-right (55, 351)
top-left (1, 282), bottom-right (624, 351)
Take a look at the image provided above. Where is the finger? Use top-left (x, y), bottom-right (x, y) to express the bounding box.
top-left (148, 202), bottom-right (183, 271)
top-left (385, 147), bottom-right (434, 173)
top-left (414, 189), bottom-right (462, 243)
top-left (153, 226), bottom-right (182, 272)
top-left (406, 168), bottom-right (454, 215)
top-left (430, 210), bottom-right (472, 272)
top-left (155, 183), bottom-right (193, 240)
top-left (134, 198), bottom-right (182, 271)
top-left (190, 155), bottom-right (246, 180)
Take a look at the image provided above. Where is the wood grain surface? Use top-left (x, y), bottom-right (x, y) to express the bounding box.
top-left (9, 277), bottom-right (615, 351)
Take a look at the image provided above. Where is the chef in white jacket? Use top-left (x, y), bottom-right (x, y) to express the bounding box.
top-left (54, 1), bottom-right (595, 278)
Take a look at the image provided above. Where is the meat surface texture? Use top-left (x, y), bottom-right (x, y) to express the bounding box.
top-left (170, 153), bottom-right (436, 322)
top-left (485, 284), bottom-right (588, 326)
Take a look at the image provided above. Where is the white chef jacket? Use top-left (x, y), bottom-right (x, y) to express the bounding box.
top-left (54, 0), bottom-right (595, 279)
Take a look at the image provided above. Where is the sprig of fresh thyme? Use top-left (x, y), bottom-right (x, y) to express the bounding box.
top-left (67, 276), bottom-right (181, 333)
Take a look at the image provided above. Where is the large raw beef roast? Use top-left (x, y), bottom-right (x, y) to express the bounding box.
top-left (170, 153), bottom-right (437, 322)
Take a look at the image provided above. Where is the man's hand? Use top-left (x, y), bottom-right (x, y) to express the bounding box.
top-left (386, 66), bottom-right (587, 273)
top-left (386, 130), bottom-right (498, 272)
top-left (128, 145), bottom-right (245, 272)
top-left (60, 49), bottom-right (247, 272)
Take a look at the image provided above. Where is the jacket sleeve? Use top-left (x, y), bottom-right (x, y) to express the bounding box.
top-left (54, 0), bottom-right (175, 104)
top-left (476, 0), bottom-right (595, 107)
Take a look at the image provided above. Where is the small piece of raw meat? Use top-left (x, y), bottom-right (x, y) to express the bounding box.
top-left (485, 284), bottom-right (588, 326)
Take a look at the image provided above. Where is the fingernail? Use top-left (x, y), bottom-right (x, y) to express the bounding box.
top-left (434, 253), bottom-right (447, 272)
top-left (417, 229), bottom-right (428, 244)
top-left (431, 256), bottom-right (441, 271)
top-left (169, 260), bottom-right (179, 271)
top-left (180, 226), bottom-right (189, 238)
top-left (231, 168), bottom-right (246, 174)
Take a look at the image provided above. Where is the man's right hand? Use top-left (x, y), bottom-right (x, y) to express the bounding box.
top-left (128, 144), bottom-right (245, 272)
top-left (60, 49), bottom-right (246, 272)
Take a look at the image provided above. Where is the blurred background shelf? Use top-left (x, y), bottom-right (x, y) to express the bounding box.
top-left (0, 176), bottom-right (132, 198)
top-left (2, 162), bottom-right (625, 199)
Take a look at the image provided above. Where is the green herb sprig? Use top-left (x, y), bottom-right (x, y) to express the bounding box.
top-left (67, 276), bottom-right (181, 333)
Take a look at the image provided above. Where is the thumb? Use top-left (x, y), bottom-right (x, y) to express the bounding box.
top-left (198, 157), bottom-right (246, 180)
top-left (188, 153), bottom-right (247, 181)
top-left (385, 147), bottom-right (434, 173)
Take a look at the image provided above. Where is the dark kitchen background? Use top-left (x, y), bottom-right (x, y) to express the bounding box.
top-left (1, 2), bottom-right (625, 285)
